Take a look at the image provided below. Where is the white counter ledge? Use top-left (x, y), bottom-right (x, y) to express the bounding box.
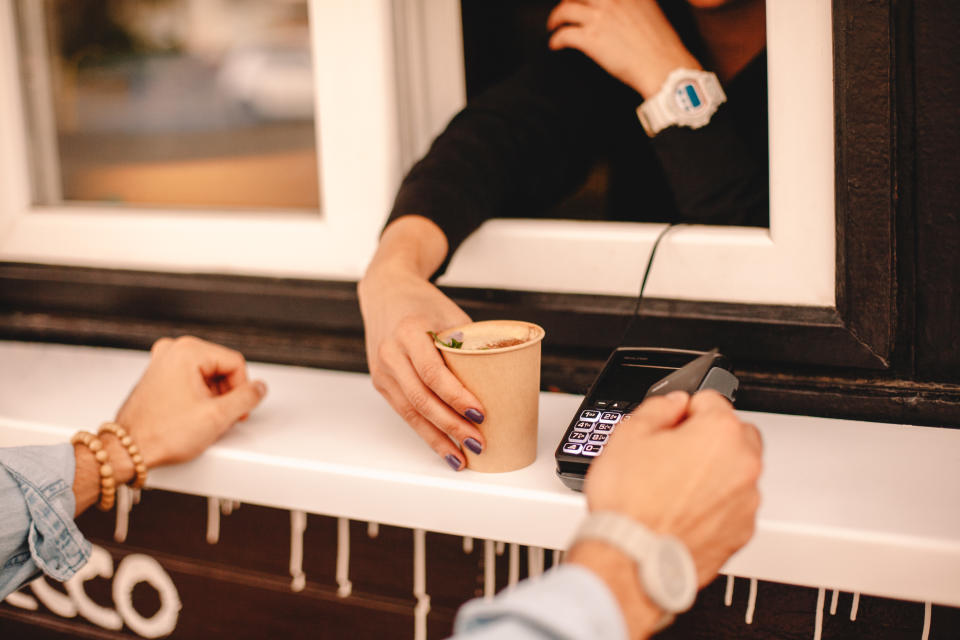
top-left (1, 340), bottom-right (958, 608)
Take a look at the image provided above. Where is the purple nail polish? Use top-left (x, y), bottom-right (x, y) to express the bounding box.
top-left (445, 454), bottom-right (463, 471)
top-left (463, 437), bottom-right (482, 455)
top-left (465, 408), bottom-right (484, 424)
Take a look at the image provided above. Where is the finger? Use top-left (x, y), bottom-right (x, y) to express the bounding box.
top-left (151, 337), bottom-right (174, 357)
top-left (548, 25), bottom-right (591, 53)
top-left (189, 339), bottom-right (250, 389)
top-left (741, 421), bottom-right (763, 456)
top-left (376, 375), bottom-right (465, 471)
top-left (547, 1), bottom-right (593, 32)
top-left (410, 337), bottom-right (486, 426)
top-left (212, 380), bottom-right (268, 431)
top-left (688, 389), bottom-right (733, 415)
top-left (623, 391), bottom-right (690, 437)
top-left (382, 343), bottom-right (485, 450)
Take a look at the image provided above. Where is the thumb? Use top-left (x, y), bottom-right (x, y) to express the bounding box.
top-left (214, 380), bottom-right (268, 427)
top-left (625, 391), bottom-right (690, 436)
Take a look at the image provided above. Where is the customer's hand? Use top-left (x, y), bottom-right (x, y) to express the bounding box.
top-left (358, 216), bottom-right (487, 470)
top-left (547, 0), bottom-right (702, 98)
top-left (584, 390), bottom-right (762, 585)
top-left (115, 336), bottom-right (268, 469)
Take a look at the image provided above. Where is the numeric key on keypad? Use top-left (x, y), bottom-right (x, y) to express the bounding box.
top-left (588, 433), bottom-right (609, 444)
top-left (582, 444), bottom-right (603, 457)
top-left (579, 409), bottom-right (601, 422)
top-left (568, 431), bottom-right (588, 443)
top-left (594, 423), bottom-right (615, 434)
top-left (573, 421), bottom-right (594, 432)
top-left (562, 443), bottom-right (584, 455)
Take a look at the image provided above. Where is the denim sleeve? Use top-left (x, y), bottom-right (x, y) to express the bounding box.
top-left (450, 565), bottom-right (628, 640)
top-left (0, 444), bottom-right (91, 599)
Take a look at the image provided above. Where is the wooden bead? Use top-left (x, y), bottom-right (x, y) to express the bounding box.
top-left (89, 439), bottom-right (103, 452)
top-left (99, 463), bottom-right (114, 477)
top-left (121, 436), bottom-right (132, 447)
top-left (128, 444), bottom-right (139, 455)
top-left (95, 450), bottom-right (109, 463)
top-left (102, 477), bottom-right (116, 489)
top-left (132, 453), bottom-right (144, 465)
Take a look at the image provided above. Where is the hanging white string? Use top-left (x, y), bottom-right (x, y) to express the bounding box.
top-left (496, 541), bottom-right (505, 556)
top-left (289, 510), bottom-right (307, 592)
top-left (484, 540), bottom-right (496, 600)
top-left (850, 592), bottom-right (860, 621)
top-left (114, 485), bottom-right (133, 543)
top-left (552, 549), bottom-right (562, 567)
top-left (745, 578), bottom-right (758, 624)
top-left (724, 575), bottom-right (735, 606)
top-left (220, 499), bottom-right (240, 515)
top-left (508, 544), bottom-right (520, 587)
top-left (413, 528), bottom-right (430, 640)
top-left (206, 496), bottom-right (221, 544)
top-left (463, 536), bottom-right (474, 554)
top-left (527, 547), bottom-right (545, 580)
top-left (813, 587), bottom-right (825, 640)
top-left (921, 601), bottom-right (931, 640)
top-left (367, 522), bottom-right (379, 538)
top-left (336, 517), bottom-right (353, 598)
top-left (830, 589), bottom-right (839, 615)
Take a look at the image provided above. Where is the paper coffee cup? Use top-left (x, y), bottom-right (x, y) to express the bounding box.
top-left (435, 320), bottom-right (545, 473)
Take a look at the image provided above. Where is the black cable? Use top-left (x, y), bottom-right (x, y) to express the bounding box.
top-left (617, 223), bottom-right (680, 346)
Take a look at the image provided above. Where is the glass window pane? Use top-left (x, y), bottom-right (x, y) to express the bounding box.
top-left (16, 0), bottom-right (320, 211)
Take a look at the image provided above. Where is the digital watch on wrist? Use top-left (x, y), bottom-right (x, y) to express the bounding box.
top-left (636, 68), bottom-right (727, 137)
top-left (573, 511), bottom-right (698, 628)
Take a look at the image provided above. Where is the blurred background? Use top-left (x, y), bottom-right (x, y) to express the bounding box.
top-left (16, 0), bottom-right (319, 210)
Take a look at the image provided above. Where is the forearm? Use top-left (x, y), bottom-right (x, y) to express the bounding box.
top-left (365, 215), bottom-right (449, 283)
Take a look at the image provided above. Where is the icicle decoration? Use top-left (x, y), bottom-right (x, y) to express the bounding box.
top-left (830, 589), bottom-right (839, 615)
top-left (921, 601), bottom-right (931, 640)
top-left (552, 549), bottom-right (562, 567)
top-left (206, 497), bottom-right (221, 544)
top-left (496, 541), bottom-right (505, 556)
top-left (367, 522), bottom-right (379, 538)
top-left (724, 575), bottom-right (735, 606)
top-left (336, 517), bottom-right (353, 598)
top-left (220, 499), bottom-right (240, 515)
top-left (289, 510), bottom-right (307, 592)
top-left (484, 539), bottom-right (495, 600)
top-left (4, 590), bottom-right (38, 610)
top-left (527, 547), bottom-right (544, 580)
top-left (850, 592), bottom-right (860, 621)
top-left (508, 543), bottom-right (520, 587)
top-left (462, 536), bottom-right (474, 554)
top-left (413, 528), bottom-right (430, 640)
top-left (813, 587), bottom-right (825, 640)
top-left (745, 578), bottom-right (758, 624)
top-left (114, 485), bottom-right (133, 543)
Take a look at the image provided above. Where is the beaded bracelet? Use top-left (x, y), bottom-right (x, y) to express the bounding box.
top-left (98, 422), bottom-right (148, 490)
top-left (70, 431), bottom-right (116, 511)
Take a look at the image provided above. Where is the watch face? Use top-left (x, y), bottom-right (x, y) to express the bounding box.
top-left (644, 537), bottom-right (698, 612)
top-left (673, 79), bottom-right (706, 114)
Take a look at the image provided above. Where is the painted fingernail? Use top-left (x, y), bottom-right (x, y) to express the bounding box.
top-left (445, 454), bottom-right (463, 471)
top-left (465, 408), bottom-right (485, 424)
top-left (463, 437), bottom-right (483, 455)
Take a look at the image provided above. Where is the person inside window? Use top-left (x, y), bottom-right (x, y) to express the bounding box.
top-left (359, 0), bottom-right (767, 469)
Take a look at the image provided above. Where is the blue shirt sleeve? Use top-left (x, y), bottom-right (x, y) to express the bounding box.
top-left (0, 444), bottom-right (91, 599)
top-left (450, 564), bottom-right (628, 640)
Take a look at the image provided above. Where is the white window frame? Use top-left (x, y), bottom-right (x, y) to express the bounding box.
top-left (0, 0), bottom-right (834, 309)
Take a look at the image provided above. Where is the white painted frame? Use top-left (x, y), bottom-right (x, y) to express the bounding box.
top-left (0, 0), bottom-right (416, 279)
top-left (439, 0), bottom-right (835, 306)
top-left (0, 1), bottom-right (834, 309)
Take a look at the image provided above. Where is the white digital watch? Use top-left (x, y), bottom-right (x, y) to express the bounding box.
top-left (573, 511), bottom-right (698, 627)
top-left (636, 68), bottom-right (727, 137)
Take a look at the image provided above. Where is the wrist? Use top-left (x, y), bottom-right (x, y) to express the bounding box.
top-left (370, 215), bottom-right (448, 281)
top-left (630, 49), bottom-right (702, 100)
top-left (566, 541), bottom-right (662, 640)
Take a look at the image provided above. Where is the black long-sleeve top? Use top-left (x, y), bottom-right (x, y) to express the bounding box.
top-left (387, 11), bottom-right (768, 275)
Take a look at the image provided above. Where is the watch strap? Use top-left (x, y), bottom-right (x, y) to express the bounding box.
top-left (573, 511), bottom-right (697, 616)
